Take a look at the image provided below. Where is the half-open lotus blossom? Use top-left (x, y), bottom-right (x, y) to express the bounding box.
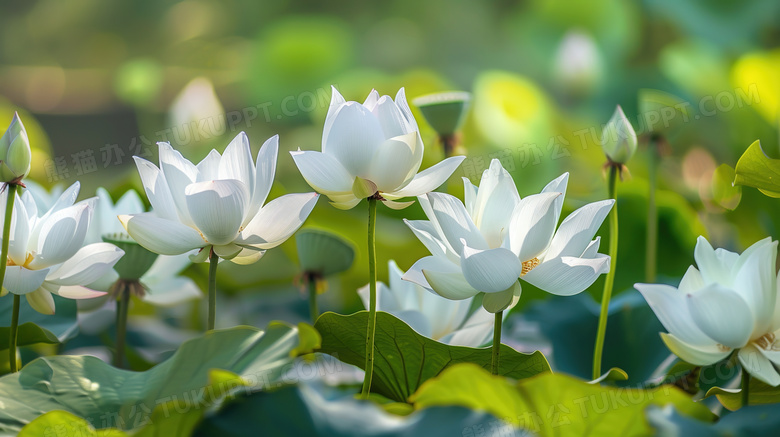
top-left (358, 260), bottom-right (494, 347)
top-left (290, 86), bottom-right (465, 209)
top-left (403, 159), bottom-right (614, 313)
top-left (1, 182), bottom-right (124, 314)
top-left (636, 236), bottom-right (780, 386)
top-left (120, 132), bottom-right (319, 264)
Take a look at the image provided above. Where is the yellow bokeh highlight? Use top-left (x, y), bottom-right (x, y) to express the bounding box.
top-left (473, 70), bottom-right (553, 147)
top-left (731, 49), bottom-right (780, 123)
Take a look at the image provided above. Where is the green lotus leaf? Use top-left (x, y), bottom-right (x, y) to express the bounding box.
top-left (0, 322), bottom-right (319, 435)
top-left (315, 311), bottom-right (550, 402)
top-left (0, 295), bottom-right (78, 350)
top-left (410, 363), bottom-right (714, 437)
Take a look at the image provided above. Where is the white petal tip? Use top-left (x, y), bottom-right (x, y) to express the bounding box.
top-left (117, 214), bottom-right (131, 228)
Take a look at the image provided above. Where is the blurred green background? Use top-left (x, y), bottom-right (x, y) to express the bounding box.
top-left (2, 0), bottom-right (780, 334)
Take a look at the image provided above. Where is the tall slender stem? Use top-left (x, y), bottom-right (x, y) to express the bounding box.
top-left (593, 165), bottom-right (619, 380)
top-left (207, 249), bottom-right (218, 331)
top-left (440, 134), bottom-right (455, 158)
top-left (360, 197), bottom-right (378, 399)
top-left (308, 276), bottom-right (318, 323)
top-left (742, 368), bottom-right (750, 408)
top-left (645, 138), bottom-right (658, 283)
top-left (8, 295), bottom-right (19, 372)
top-left (491, 311), bottom-right (503, 375)
top-left (114, 283), bottom-right (129, 368)
top-left (441, 135), bottom-right (457, 193)
top-left (2, 184), bottom-right (18, 372)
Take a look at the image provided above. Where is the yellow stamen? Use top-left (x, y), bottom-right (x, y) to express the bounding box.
top-left (756, 332), bottom-right (777, 350)
top-left (7, 253), bottom-right (33, 267)
top-left (521, 257), bottom-right (540, 276)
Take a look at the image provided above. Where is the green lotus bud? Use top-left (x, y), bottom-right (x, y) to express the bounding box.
top-left (102, 233), bottom-right (159, 281)
top-left (296, 228), bottom-right (355, 277)
top-left (412, 91), bottom-right (471, 136)
top-left (601, 105), bottom-right (637, 164)
top-left (0, 113), bottom-right (32, 183)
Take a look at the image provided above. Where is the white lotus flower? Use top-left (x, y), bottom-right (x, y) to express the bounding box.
top-left (24, 180), bottom-right (65, 212)
top-left (403, 159), bottom-right (613, 313)
top-left (290, 86), bottom-right (465, 210)
top-left (1, 182), bottom-right (124, 314)
top-left (358, 260), bottom-right (494, 347)
top-left (83, 188), bottom-right (201, 305)
top-left (119, 132), bottom-right (319, 264)
top-left (636, 236), bottom-right (780, 386)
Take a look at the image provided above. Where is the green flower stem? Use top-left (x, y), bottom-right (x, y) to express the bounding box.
top-left (491, 310), bottom-right (503, 375)
top-left (646, 138), bottom-right (658, 283)
top-left (593, 164), bottom-right (619, 381)
top-left (208, 249), bottom-right (218, 331)
top-left (441, 134), bottom-right (457, 193)
top-left (2, 184), bottom-right (19, 373)
top-left (114, 283), bottom-right (129, 368)
top-left (440, 134), bottom-right (456, 158)
top-left (8, 295), bottom-right (19, 372)
top-left (742, 368), bottom-right (750, 408)
top-left (360, 197), bottom-right (378, 399)
top-left (308, 276), bottom-right (318, 323)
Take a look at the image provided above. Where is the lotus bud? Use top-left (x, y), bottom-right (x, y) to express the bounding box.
top-left (0, 112), bottom-right (32, 183)
top-left (601, 105), bottom-right (637, 164)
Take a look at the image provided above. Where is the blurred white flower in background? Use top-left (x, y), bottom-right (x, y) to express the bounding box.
top-left (84, 187), bottom-right (202, 306)
top-left (358, 260), bottom-right (494, 347)
top-left (169, 77), bottom-right (225, 143)
top-left (553, 29), bottom-right (602, 96)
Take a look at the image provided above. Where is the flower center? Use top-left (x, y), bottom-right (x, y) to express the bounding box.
top-left (7, 253), bottom-right (33, 267)
top-left (521, 257), bottom-right (540, 276)
top-left (755, 332), bottom-right (778, 351)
